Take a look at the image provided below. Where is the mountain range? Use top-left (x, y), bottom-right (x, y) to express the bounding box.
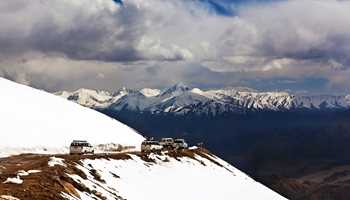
top-left (56, 83), bottom-right (350, 115)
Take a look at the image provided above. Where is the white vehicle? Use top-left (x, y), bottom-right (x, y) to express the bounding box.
top-left (160, 138), bottom-right (175, 149)
top-left (141, 140), bottom-right (163, 152)
top-left (69, 140), bottom-right (94, 155)
top-left (173, 139), bottom-right (188, 149)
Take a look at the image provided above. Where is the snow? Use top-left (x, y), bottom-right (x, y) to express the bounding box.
top-left (63, 152), bottom-right (286, 200)
top-left (27, 170), bottom-right (41, 174)
top-left (139, 88), bottom-right (160, 97)
top-left (55, 89), bottom-right (118, 109)
top-left (0, 195), bottom-right (20, 200)
top-left (160, 82), bottom-right (190, 96)
top-left (0, 78), bottom-right (144, 157)
top-left (16, 170), bottom-right (29, 176)
top-left (190, 88), bottom-right (204, 95)
top-left (67, 89), bottom-right (113, 107)
top-left (3, 176), bottom-right (23, 184)
top-left (17, 169), bottom-right (41, 176)
top-left (48, 157), bottom-right (67, 167)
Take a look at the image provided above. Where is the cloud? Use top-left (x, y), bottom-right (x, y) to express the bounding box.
top-left (0, 0), bottom-right (142, 61)
top-left (0, 0), bottom-right (211, 62)
top-left (1, 0), bottom-right (350, 93)
top-left (240, 0), bottom-right (350, 63)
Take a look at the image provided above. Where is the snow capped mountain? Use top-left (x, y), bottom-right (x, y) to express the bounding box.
top-left (57, 83), bottom-right (350, 116)
top-left (55, 87), bottom-right (129, 109)
top-left (0, 78), bottom-right (286, 199)
top-left (0, 78), bottom-right (144, 157)
top-left (56, 89), bottom-right (114, 109)
top-left (159, 82), bottom-right (190, 96)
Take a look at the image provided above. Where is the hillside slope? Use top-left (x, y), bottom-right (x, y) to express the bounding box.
top-left (0, 148), bottom-right (286, 200)
top-left (0, 78), bottom-right (144, 157)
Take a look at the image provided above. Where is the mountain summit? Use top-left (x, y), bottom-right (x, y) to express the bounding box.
top-left (160, 82), bottom-right (191, 96)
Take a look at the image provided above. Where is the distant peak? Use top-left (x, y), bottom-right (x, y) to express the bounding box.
top-left (161, 82), bottom-right (191, 96)
top-left (174, 82), bottom-right (189, 88)
top-left (168, 82), bottom-right (191, 91)
top-left (117, 86), bottom-right (128, 93)
top-left (139, 88), bottom-right (161, 97)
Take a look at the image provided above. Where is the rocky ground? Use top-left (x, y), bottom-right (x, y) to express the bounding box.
top-left (0, 153), bottom-right (132, 200)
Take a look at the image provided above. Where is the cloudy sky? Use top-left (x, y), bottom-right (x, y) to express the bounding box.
top-left (1, 0), bottom-right (350, 94)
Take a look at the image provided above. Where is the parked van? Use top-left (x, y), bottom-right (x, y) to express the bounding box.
top-left (173, 139), bottom-right (188, 149)
top-left (141, 140), bottom-right (163, 152)
top-left (69, 140), bottom-right (94, 155)
top-left (160, 138), bottom-right (174, 149)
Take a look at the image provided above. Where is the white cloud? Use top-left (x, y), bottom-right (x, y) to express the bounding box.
top-left (1, 0), bottom-right (350, 93)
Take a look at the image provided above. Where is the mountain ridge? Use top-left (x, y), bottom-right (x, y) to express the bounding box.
top-left (56, 84), bottom-right (350, 115)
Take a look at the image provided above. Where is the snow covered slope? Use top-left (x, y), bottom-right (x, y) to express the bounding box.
top-left (57, 83), bottom-right (350, 116)
top-left (0, 148), bottom-right (287, 200)
top-left (66, 149), bottom-right (286, 200)
top-left (0, 78), bottom-right (144, 156)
